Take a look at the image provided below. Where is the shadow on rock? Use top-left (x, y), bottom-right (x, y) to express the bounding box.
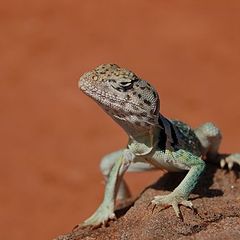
top-left (147, 163), bottom-right (224, 199)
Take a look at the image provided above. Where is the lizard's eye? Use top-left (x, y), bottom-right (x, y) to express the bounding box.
top-left (119, 81), bottom-right (132, 87)
top-left (109, 79), bottom-right (136, 92)
top-left (119, 81), bottom-right (133, 91)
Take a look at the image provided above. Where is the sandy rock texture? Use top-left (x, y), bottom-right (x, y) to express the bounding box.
top-left (54, 164), bottom-right (240, 240)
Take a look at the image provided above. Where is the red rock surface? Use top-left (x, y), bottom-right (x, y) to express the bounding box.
top-left (1, 1), bottom-right (240, 240)
top-left (54, 165), bottom-right (240, 240)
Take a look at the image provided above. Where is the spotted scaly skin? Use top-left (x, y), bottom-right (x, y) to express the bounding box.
top-left (76, 64), bottom-right (240, 228)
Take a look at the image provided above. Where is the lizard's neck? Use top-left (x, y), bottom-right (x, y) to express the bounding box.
top-left (111, 113), bottom-right (157, 137)
top-left (127, 127), bottom-right (160, 156)
top-left (111, 115), bottom-right (161, 156)
top-left (100, 104), bottom-right (162, 155)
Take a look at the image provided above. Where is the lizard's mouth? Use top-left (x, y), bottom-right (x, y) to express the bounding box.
top-left (78, 78), bottom-right (158, 127)
top-left (78, 79), bottom-right (125, 109)
top-left (79, 82), bottom-right (144, 112)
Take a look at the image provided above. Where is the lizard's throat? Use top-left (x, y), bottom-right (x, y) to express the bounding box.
top-left (109, 112), bottom-right (158, 140)
top-left (81, 86), bottom-right (158, 133)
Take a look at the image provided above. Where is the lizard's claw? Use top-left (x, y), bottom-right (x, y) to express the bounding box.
top-left (150, 193), bottom-right (193, 218)
top-left (73, 204), bottom-right (116, 230)
top-left (220, 153), bottom-right (240, 170)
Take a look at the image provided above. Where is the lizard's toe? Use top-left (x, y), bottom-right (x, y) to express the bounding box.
top-left (221, 153), bottom-right (240, 170)
top-left (73, 205), bottom-right (116, 230)
top-left (151, 193), bottom-right (193, 218)
top-left (180, 199), bottom-right (193, 209)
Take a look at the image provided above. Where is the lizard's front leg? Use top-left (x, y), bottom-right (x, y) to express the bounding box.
top-left (77, 149), bottom-right (135, 228)
top-left (151, 150), bottom-right (206, 218)
top-left (100, 149), bottom-right (157, 201)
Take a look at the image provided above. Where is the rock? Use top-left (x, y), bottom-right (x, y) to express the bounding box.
top-left (54, 164), bottom-right (240, 240)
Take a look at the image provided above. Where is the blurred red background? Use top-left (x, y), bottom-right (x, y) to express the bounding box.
top-left (1, 1), bottom-right (240, 239)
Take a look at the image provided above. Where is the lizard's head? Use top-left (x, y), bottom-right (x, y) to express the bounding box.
top-left (78, 64), bottom-right (160, 131)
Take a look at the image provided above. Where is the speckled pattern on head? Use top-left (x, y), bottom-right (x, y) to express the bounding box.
top-left (79, 64), bottom-right (160, 135)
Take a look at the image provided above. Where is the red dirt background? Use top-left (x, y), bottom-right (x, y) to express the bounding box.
top-left (0, 1), bottom-right (240, 239)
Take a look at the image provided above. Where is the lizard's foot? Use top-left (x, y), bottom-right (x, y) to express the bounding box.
top-left (220, 153), bottom-right (240, 170)
top-left (151, 192), bottom-right (193, 218)
top-left (74, 204), bottom-right (116, 230)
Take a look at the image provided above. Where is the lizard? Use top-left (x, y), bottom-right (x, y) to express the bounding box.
top-left (77, 63), bottom-right (240, 228)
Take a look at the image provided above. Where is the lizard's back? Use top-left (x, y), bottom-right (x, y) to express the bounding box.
top-left (159, 116), bottom-right (202, 157)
